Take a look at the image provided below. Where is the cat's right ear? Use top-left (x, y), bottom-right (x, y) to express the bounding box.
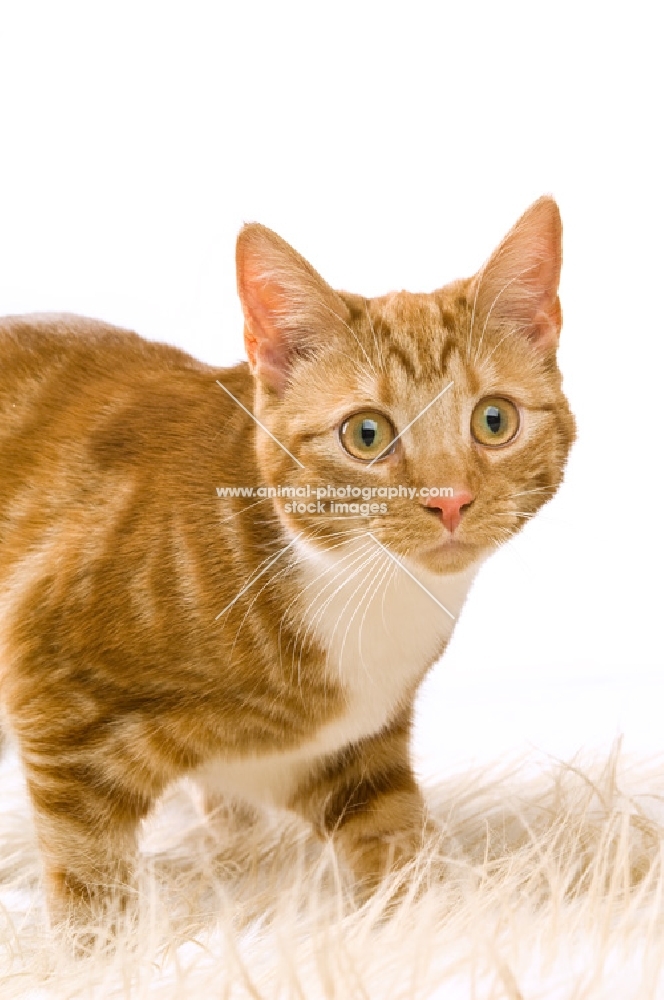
top-left (236, 224), bottom-right (351, 395)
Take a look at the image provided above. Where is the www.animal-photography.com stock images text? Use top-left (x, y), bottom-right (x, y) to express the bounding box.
top-left (0, 4), bottom-right (662, 999)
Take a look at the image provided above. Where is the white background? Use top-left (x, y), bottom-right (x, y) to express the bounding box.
top-left (0, 2), bottom-right (661, 775)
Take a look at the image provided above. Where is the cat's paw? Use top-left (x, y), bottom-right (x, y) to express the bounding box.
top-left (44, 862), bottom-right (137, 954)
top-left (340, 816), bottom-right (444, 909)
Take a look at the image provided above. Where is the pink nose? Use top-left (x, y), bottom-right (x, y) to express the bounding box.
top-left (423, 490), bottom-right (474, 534)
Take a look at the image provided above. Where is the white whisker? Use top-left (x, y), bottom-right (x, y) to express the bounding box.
top-left (466, 260), bottom-right (486, 361)
top-left (366, 532), bottom-right (455, 620)
top-left (322, 547), bottom-right (383, 682)
top-left (283, 539), bottom-right (375, 687)
top-left (365, 300), bottom-right (386, 374)
top-left (473, 261), bottom-right (539, 365)
top-left (356, 553), bottom-right (394, 681)
top-left (215, 532), bottom-right (303, 621)
top-left (218, 495), bottom-right (275, 523)
top-left (319, 301), bottom-right (378, 379)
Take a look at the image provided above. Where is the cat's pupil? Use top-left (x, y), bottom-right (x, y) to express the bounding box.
top-left (485, 407), bottom-right (502, 434)
top-left (360, 420), bottom-right (378, 447)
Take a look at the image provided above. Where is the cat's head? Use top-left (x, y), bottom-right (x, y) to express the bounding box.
top-left (235, 197), bottom-right (576, 575)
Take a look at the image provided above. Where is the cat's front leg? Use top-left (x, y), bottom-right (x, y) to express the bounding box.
top-left (21, 750), bottom-right (151, 930)
top-left (291, 707), bottom-right (439, 900)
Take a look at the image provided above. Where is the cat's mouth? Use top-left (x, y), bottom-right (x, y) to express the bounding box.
top-left (414, 536), bottom-right (482, 572)
top-left (427, 538), bottom-right (476, 555)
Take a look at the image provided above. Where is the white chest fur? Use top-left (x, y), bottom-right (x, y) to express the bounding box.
top-left (197, 535), bottom-right (480, 808)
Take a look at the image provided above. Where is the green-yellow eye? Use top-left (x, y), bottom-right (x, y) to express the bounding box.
top-left (471, 397), bottom-right (520, 447)
top-left (339, 411), bottom-right (396, 461)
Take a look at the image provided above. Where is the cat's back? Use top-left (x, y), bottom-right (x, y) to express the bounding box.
top-left (0, 312), bottom-right (251, 549)
top-left (0, 312), bottom-right (217, 487)
top-left (0, 311), bottom-right (248, 433)
top-left (0, 312), bottom-right (208, 384)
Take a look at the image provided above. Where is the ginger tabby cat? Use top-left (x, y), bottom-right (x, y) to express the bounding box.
top-left (0, 196), bottom-right (575, 927)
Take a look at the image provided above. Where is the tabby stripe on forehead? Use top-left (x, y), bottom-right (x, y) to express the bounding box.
top-left (381, 331), bottom-right (460, 386)
top-left (384, 341), bottom-right (423, 380)
top-left (437, 337), bottom-right (458, 373)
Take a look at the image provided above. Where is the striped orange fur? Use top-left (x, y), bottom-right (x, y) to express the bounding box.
top-left (0, 197), bottom-right (575, 925)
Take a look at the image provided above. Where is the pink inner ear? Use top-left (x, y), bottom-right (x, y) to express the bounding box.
top-left (243, 321), bottom-right (290, 392)
top-left (528, 306), bottom-right (560, 349)
top-left (476, 197), bottom-right (563, 352)
top-left (241, 280), bottom-right (288, 368)
top-left (237, 241), bottom-right (295, 393)
top-left (236, 222), bottom-right (352, 395)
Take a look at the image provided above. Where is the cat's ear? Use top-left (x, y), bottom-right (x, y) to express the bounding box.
top-left (236, 224), bottom-right (351, 394)
top-left (471, 196), bottom-right (563, 351)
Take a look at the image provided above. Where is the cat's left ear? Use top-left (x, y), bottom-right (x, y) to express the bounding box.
top-left (471, 196), bottom-right (563, 352)
top-left (236, 224), bottom-right (351, 394)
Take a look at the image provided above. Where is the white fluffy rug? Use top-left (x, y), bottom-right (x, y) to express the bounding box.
top-left (1, 741), bottom-right (663, 999)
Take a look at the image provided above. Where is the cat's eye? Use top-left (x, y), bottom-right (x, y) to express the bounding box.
top-left (339, 411), bottom-right (397, 462)
top-left (471, 397), bottom-right (520, 447)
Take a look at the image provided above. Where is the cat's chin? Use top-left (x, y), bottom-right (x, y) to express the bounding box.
top-left (413, 540), bottom-right (483, 574)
